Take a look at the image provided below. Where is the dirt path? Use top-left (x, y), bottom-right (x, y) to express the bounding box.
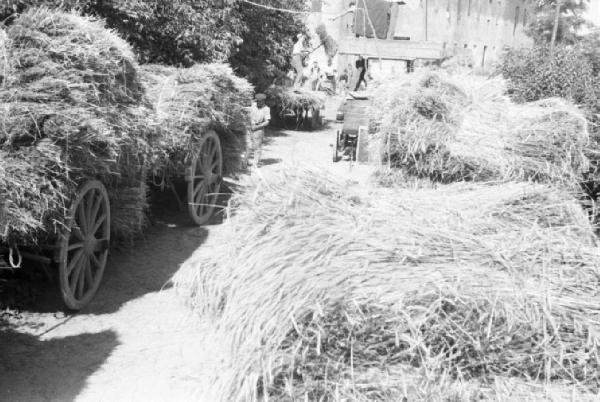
top-left (0, 101), bottom-right (377, 402)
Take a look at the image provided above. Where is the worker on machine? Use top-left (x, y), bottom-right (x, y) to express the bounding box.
top-left (354, 55), bottom-right (368, 91)
top-left (291, 33), bottom-right (307, 87)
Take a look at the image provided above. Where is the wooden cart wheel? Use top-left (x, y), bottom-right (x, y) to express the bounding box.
top-left (187, 130), bottom-right (222, 226)
top-left (57, 180), bottom-right (110, 310)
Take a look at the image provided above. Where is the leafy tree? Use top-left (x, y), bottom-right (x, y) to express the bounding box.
top-left (89, 0), bottom-right (244, 64)
top-left (499, 45), bottom-right (595, 104)
top-left (228, 0), bottom-right (307, 91)
top-left (526, 0), bottom-right (590, 45)
top-left (1, 0), bottom-right (243, 64)
top-left (1, 0), bottom-right (308, 89)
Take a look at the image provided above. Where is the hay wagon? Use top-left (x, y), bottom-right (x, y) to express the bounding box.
top-left (0, 12), bottom-right (247, 311)
top-left (0, 130), bottom-right (225, 311)
top-left (265, 86), bottom-right (325, 131)
top-left (163, 129), bottom-right (225, 226)
top-left (141, 63), bottom-right (252, 227)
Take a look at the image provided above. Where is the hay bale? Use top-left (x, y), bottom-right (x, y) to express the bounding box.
top-left (0, 8), bottom-right (151, 244)
top-left (371, 71), bottom-right (591, 187)
top-left (173, 167), bottom-right (600, 401)
top-left (140, 63), bottom-right (253, 179)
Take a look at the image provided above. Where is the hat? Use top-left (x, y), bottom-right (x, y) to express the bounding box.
top-left (255, 93), bottom-right (266, 101)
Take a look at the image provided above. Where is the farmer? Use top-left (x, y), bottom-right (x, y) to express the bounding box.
top-left (247, 93), bottom-right (271, 168)
top-left (354, 55), bottom-right (368, 91)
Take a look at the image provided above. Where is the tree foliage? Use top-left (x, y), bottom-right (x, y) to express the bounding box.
top-left (526, 0), bottom-right (590, 45)
top-left (228, 0), bottom-right (307, 91)
top-left (1, 0), bottom-right (308, 89)
top-left (2, 0), bottom-right (242, 64)
top-left (499, 45), bottom-right (595, 104)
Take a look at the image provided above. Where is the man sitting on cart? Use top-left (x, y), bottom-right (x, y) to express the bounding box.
top-left (246, 93), bottom-right (271, 168)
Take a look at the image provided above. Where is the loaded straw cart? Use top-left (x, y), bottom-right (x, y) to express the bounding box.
top-left (265, 86), bottom-right (324, 130)
top-left (140, 64), bottom-right (252, 225)
top-left (0, 9), bottom-right (150, 310)
top-left (0, 9), bottom-right (251, 309)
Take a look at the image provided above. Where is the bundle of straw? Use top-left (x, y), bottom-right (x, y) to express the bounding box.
top-left (173, 167), bottom-right (600, 401)
top-left (265, 85), bottom-right (324, 123)
top-left (0, 28), bottom-right (8, 87)
top-left (140, 63), bottom-right (253, 180)
top-left (0, 8), bottom-right (151, 244)
top-left (371, 71), bottom-right (591, 188)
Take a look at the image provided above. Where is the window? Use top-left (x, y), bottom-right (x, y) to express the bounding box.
top-left (513, 6), bottom-right (520, 35)
top-left (523, 9), bottom-right (527, 27)
top-left (464, 43), bottom-right (468, 48)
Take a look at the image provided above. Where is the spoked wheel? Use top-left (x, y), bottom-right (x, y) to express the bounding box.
top-left (187, 130), bottom-right (223, 226)
top-left (333, 130), bottom-right (340, 162)
top-left (57, 180), bottom-right (110, 310)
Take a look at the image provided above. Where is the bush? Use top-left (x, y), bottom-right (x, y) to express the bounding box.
top-left (499, 44), bottom-right (600, 146)
top-left (499, 45), bottom-right (595, 105)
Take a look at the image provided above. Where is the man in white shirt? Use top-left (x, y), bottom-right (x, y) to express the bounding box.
top-left (291, 34), bottom-right (306, 87)
top-left (247, 93), bottom-right (271, 168)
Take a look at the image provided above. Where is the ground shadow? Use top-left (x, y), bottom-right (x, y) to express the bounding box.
top-left (265, 128), bottom-right (290, 138)
top-left (262, 128), bottom-right (290, 146)
top-left (2, 181), bottom-right (235, 316)
top-left (258, 158), bottom-right (283, 167)
top-left (0, 329), bottom-right (118, 401)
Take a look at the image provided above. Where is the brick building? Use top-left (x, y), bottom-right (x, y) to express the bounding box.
top-left (306, 0), bottom-right (535, 79)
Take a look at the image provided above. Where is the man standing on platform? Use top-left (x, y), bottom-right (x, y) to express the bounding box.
top-left (291, 34), bottom-right (306, 87)
top-left (354, 55), bottom-right (368, 91)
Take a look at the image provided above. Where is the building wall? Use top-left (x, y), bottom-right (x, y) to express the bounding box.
top-left (413, 0), bottom-right (534, 68)
top-left (307, 0), bottom-right (534, 74)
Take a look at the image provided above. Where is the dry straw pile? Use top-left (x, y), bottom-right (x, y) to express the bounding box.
top-left (370, 72), bottom-right (590, 187)
top-left (0, 8), bottom-right (151, 244)
top-left (140, 64), bottom-right (253, 181)
top-left (0, 28), bottom-right (9, 87)
top-left (174, 167), bottom-right (600, 401)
